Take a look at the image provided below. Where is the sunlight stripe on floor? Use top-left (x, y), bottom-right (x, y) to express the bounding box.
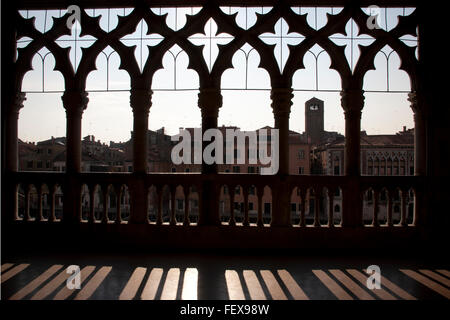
top-left (160, 268), bottom-right (180, 300)
top-left (277, 270), bottom-right (309, 300)
top-left (243, 270), bottom-right (266, 300)
top-left (119, 267), bottom-right (147, 300)
top-left (1, 263), bottom-right (14, 273)
top-left (31, 267), bottom-right (73, 300)
top-left (435, 270), bottom-right (450, 278)
top-left (1, 264), bottom-right (30, 283)
top-left (9, 265), bottom-right (63, 300)
top-left (141, 268), bottom-right (163, 300)
top-left (329, 270), bottom-right (374, 300)
top-left (53, 266), bottom-right (96, 300)
top-left (346, 269), bottom-right (396, 300)
top-left (73, 266), bottom-right (112, 300)
top-left (312, 270), bottom-right (353, 300)
top-left (260, 270), bottom-right (287, 300)
top-left (181, 268), bottom-right (198, 300)
top-left (225, 270), bottom-right (245, 300)
top-left (369, 272), bottom-right (417, 300)
top-left (400, 269), bottom-right (450, 299)
top-left (418, 270), bottom-right (450, 287)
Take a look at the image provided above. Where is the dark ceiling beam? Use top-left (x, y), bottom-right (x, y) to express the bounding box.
top-left (16, 0), bottom-right (419, 10)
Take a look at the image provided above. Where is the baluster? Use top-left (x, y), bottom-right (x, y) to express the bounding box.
top-left (116, 185), bottom-right (122, 224)
top-left (400, 188), bottom-right (408, 226)
top-left (24, 184), bottom-right (31, 222)
top-left (170, 186), bottom-right (176, 226)
top-left (156, 186), bottom-right (163, 225)
top-left (49, 185), bottom-right (56, 222)
top-left (183, 186), bottom-right (190, 226)
top-left (243, 187), bottom-right (249, 226)
top-left (387, 189), bottom-right (393, 226)
top-left (229, 186), bottom-right (235, 226)
top-left (14, 184), bottom-right (19, 221)
top-left (299, 188), bottom-right (306, 227)
top-left (327, 188), bottom-right (334, 227)
top-left (257, 186), bottom-right (264, 227)
top-left (37, 185), bottom-right (43, 222)
top-left (372, 189), bottom-right (380, 227)
top-left (412, 188), bottom-right (421, 226)
top-left (102, 185), bottom-right (109, 224)
top-left (313, 188), bottom-right (320, 227)
top-left (89, 185), bottom-right (95, 223)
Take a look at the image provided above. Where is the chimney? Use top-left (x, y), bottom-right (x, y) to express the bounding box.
top-left (403, 126), bottom-right (406, 132)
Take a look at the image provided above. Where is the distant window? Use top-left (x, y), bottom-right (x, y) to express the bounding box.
top-left (46, 161), bottom-right (51, 169)
top-left (47, 149), bottom-right (52, 154)
top-left (177, 199), bottom-right (184, 210)
top-left (232, 166), bottom-right (240, 173)
top-left (235, 186), bottom-right (241, 195)
top-left (394, 205), bottom-right (400, 213)
top-left (291, 203), bottom-right (296, 212)
top-left (410, 166), bottom-right (414, 175)
top-left (128, 166), bottom-right (132, 172)
top-left (249, 186), bottom-right (255, 195)
top-left (185, 168), bottom-right (190, 172)
top-left (171, 168), bottom-right (176, 172)
top-left (298, 149), bottom-right (305, 159)
top-left (248, 166), bottom-right (255, 174)
top-left (37, 161), bottom-right (43, 169)
top-left (249, 202), bottom-right (254, 211)
top-left (298, 167), bottom-right (304, 174)
top-left (223, 186), bottom-right (228, 195)
top-left (27, 161), bottom-right (33, 169)
top-left (334, 204), bottom-right (340, 213)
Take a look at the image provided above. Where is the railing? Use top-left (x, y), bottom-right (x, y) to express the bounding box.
top-left (8, 171), bottom-right (424, 229)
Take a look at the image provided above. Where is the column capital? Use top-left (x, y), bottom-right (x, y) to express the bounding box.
top-left (198, 88), bottom-right (222, 118)
top-left (340, 89), bottom-right (365, 113)
top-left (62, 91), bottom-right (89, 115)
top-left (271, 88), bottom-right (293, 116)
top-left (130, 88), bottom-right (153, 114)
top-left (9, 92), bottom-right (26, 115)
top-left (408, 90), bottom-right (427, 117)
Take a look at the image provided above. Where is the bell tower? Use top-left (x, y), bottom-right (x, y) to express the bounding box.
top-left (305, 97), bottom-right (324, 145)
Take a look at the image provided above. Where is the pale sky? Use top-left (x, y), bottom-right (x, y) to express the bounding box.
top-left (17, 6), bottom-right (417, 143)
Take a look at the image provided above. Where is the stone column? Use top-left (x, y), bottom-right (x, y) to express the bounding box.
top-left (61, 91), bottom-right (88, 224)
top-left (129, 88), bottom-right (152, 224)
top-left (270, 88), bottom-right (293, 227)
top-left (62, 91), bottom-right (88, 174)
top-left (271, 88), bottom-right (292, 176)
top-left (341, 89), bottom-right (364, 227)
top-left (408, 91), bottom-right (427, 227)
top-left (408, 91), bottom-right (426, 176)
top-left (5, 92), bottom-right (26, 172)
top-left (197, 88), bottom-right (222, 226)
top-left (341, 89), bottom-right (364, 177)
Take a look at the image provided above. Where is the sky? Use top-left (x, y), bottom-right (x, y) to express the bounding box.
top-left (16, 6), bottom-right (417, 143)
